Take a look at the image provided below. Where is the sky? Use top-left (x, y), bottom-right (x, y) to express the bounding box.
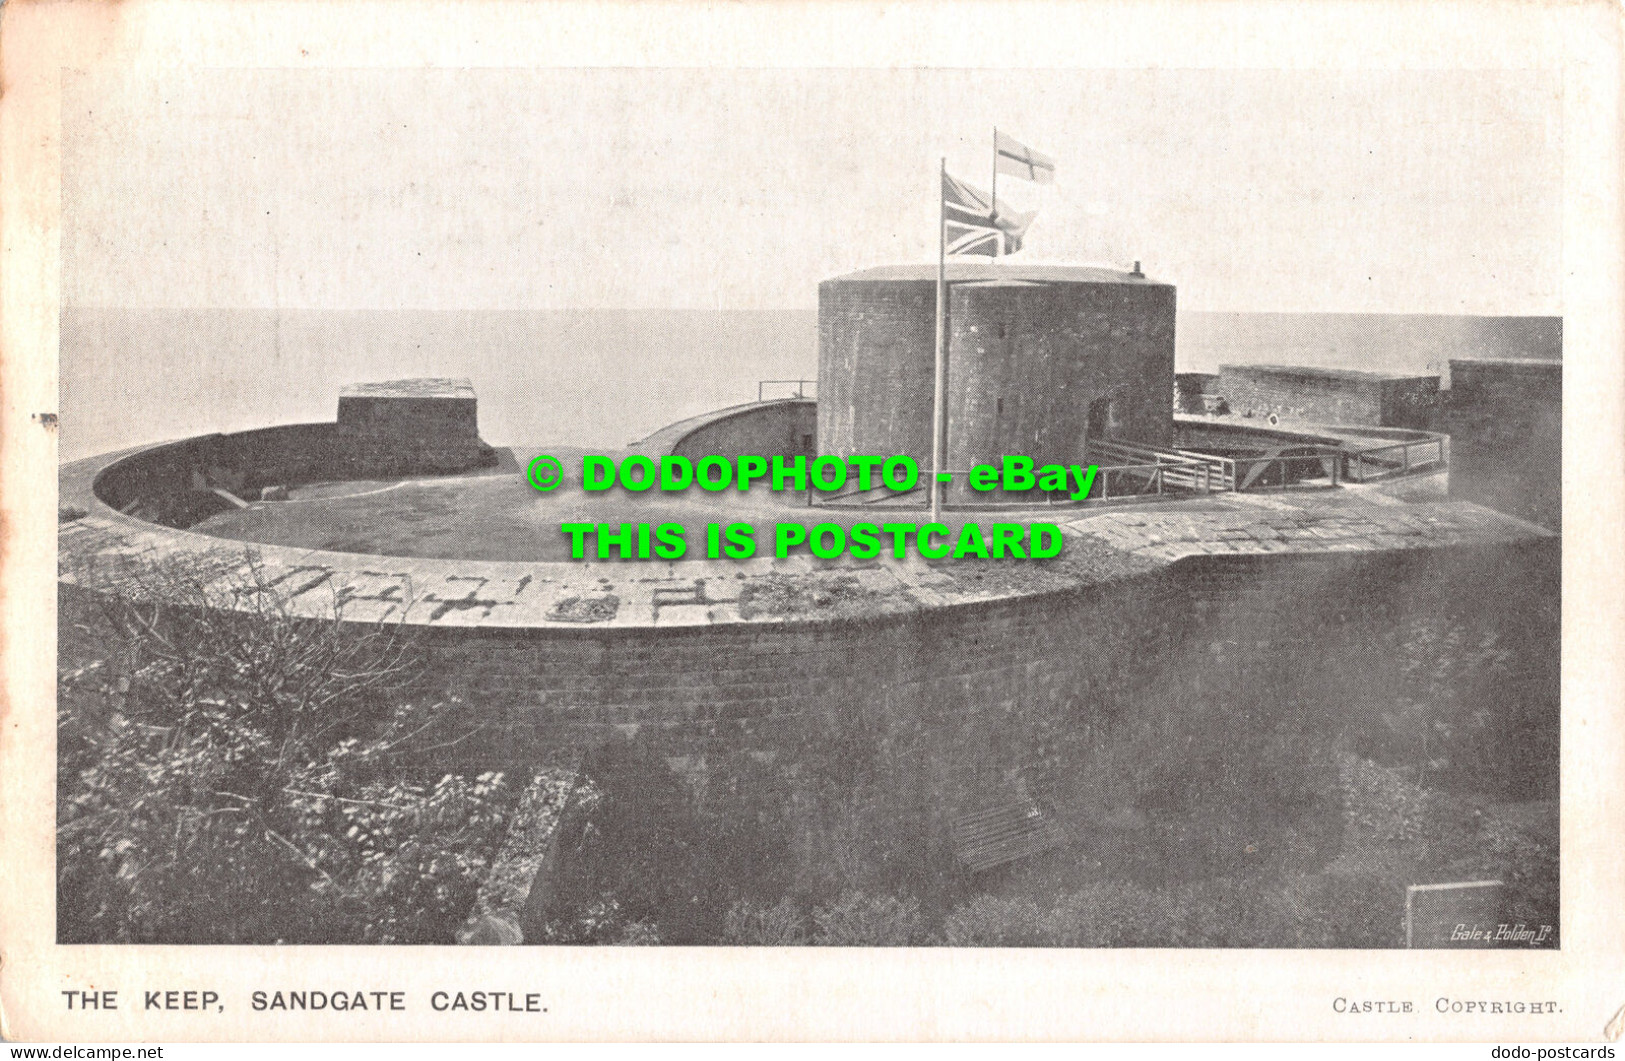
top-left (60, 66), bottom-right (1562, 315)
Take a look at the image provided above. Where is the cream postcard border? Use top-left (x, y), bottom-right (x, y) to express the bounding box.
top-left (1, 0), bottom-right (1620, 1042)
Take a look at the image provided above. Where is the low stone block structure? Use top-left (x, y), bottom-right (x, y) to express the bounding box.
top-left (1216, 364), bottom-right (1439, 430)
top-left (336, 378), bottom-right (496, 477)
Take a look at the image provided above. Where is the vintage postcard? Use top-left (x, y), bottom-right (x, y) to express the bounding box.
top-left (1, 0), bottom-right (1621, 1043)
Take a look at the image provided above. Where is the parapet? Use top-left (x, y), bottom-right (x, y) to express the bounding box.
top-left (1443, 358), bottom-right (1561, 530)
top-left (1216, 364), bottom-right (1440, 430)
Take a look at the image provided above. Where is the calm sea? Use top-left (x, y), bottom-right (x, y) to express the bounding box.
top-left (59, 307), bottom-right (1561, 463)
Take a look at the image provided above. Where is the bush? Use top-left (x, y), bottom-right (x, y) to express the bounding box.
top-left (942, 875), bottom-right (1397, 948)
top-left (1038, 882), bottom-right (1186, 946)
top-left (722, 897), bottom-right (808, 945)
top-left (617, 921), bottom-right (663, 945)
top-left (1339, 753), bottom-right (1430, 844)
top-left (530, 745), bottom-right (789, 945)
top-left (1284, 873), bottom-right (1403, 948)
top-left (57, 551), bottom-right (515, 944)
top-left (810, 891), bottom-right (929, 946)
top-left (940, 895), bottom-right (1046, 946)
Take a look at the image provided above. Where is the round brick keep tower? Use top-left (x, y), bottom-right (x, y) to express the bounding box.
top-left (816, 263), bottom-right (1177, 474)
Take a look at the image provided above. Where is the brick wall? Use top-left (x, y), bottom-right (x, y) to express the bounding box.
top-left (366, 539), bottom-right (1555, 811)
top-left (1381, 376), bottom-right (1442, 431)
top-left (336, 379), bottom-right (495, 476)
top-left (946, 281), bottom-right (1177, 473)
top-left (60, 535), bottom-right (1559, 885)
top-left (1217, 365), bottom-right (1439, 429)
top-left (818, 273), bottom-right (1177, 470)
top-left (91, 415), bottom-right (497, 522)
top-left (1445, 359), bottom-right (1561, 530)
top-left (93, 424), bottom-right (347, 513)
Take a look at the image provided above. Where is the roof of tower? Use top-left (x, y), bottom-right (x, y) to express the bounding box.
top-left (823, 262), bottom-right (1167, 286)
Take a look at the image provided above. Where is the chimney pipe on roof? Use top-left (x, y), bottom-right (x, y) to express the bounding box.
top-left (1130, 261), bottom-right (1145, 279)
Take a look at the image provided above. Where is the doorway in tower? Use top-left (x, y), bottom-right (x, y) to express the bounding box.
top-left (1088, 395), bottom-right (1118, 440)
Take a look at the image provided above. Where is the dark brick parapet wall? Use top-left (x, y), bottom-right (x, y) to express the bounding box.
top-left (1444, 359), bottom-right (1561, 530)
top-left (1217, 365), bottom-right (1439, 429)
top-left (92, 424), bottom-right (350, 513)
top-left (74, 537), bottom-right (1551, 800)
top-left (91, 409), bottom-right (496, 521)
top-left (59, 534), bottom-right (1559, 882)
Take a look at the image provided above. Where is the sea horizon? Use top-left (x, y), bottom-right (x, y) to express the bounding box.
top-left (60, 306), bottom-right (1561, 463)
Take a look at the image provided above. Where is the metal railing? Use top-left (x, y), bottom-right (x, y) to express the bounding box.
top-left (1346, 437), bottom-right (1447, 482)
top-left (807, 477), bottom-right (924, 507)
top-left (1094, 439), bottom-right (1342, 492)
top-left (802, 439), bottom-right (1355, 510)
top-left (757, 379), bottom-right (817, 401)
top-left (1094, 463), bottom-right (1171, 501)
top-left (1229, 450), bottom-right (1341, 490)
top-left (807, 460), bottom-right (1216, 510)
top-left (1090, 440), bottom-right (1229, 493)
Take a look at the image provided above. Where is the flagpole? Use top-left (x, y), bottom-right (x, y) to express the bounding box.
top-left (932, 156), bottom-right (947, 523)
top-left (991, 126), bottom-right (1000, 259)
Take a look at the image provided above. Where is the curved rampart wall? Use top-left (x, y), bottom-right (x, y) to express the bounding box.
top-left (410, 540), bottom-right (1553, 795)
top-left (92, 424), bottom-right (346, 511)
top-left (63, 533), bottom-right (1558, 861)
top-left (62, 415), bottom-right (1560, 887)
top-left (670, 400), bottom-right (817, 463)
top-left (92, 419), bottom-right (495, 518)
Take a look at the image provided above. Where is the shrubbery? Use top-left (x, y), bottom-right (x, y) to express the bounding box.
top-left (718, 873), bottom-right (1400, 948)
top-left (939, 874), bottom-right (1399, 948)
top-left (57, 552), bottom-right (516, 944)
top-left (526, 745), bottom-right (793, 945)
top-left (722, 892), bottom-right (927, 946)
top-left (810, 891), bottom-right (928, 946)
top-left (722, 896), bottom-right (807, 945)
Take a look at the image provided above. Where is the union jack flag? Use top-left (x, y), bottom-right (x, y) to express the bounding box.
top-left (942, 170), bottom-right (1035, 257)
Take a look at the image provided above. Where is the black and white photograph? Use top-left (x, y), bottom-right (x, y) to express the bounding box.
top-left (2, 0), bottom-right (1620, 1044)
top-left (49, 62), bottom-right (1565, 950)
